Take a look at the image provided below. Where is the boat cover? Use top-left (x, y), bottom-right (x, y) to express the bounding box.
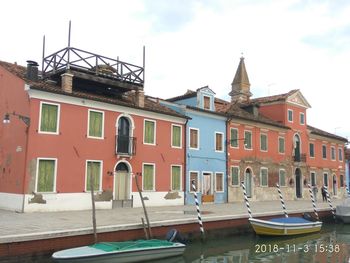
top-left (91, 240), bottom-right (175, 252)
top-left (269, 217), bottom-right (312, 224)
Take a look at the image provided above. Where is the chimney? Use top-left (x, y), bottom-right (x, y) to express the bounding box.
top-left (135, 89), bottom-right (145, 107)
top-left (61, 72), bottom-right (74, 93)
top-left (26, 60), bottom-right (39, 81)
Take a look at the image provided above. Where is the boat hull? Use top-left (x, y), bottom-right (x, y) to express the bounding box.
top-left (336, 204), bottom-right (350, 223)
top-left (249, 217), bottom-right (322, 236)
top-left (52, 241), bottom-right (186, 263)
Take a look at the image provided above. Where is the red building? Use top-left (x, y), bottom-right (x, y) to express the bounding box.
top-left (0, 48), bottom-right (186, 212)
top-left (223, 57), bottom-right (347, 202)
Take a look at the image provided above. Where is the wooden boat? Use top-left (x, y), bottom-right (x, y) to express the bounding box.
top-left (52, 239), bottom-right (186, 263)
top-left (336, 199), bottom-right (350, 223)
top-left (248, 216), bottom-right (322, 236)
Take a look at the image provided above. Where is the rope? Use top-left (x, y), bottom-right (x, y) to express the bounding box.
top-left (191, 180), bottom-right (205, 240)
top-left (324, 186), bottom-right (336, 220)
top-left (307, 184), bottom-right (319, 220)
top-left (241, 182), bottom-right (252, 218)
top-left (276, 183), bottom-right (288, 218)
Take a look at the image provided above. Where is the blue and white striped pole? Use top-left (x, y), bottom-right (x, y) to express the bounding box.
top-left (324, 186), bottom-right (336, 220)
top-left (276, 183), bottom-right (288, 218)
top-left (307, 184), bottom-right (319, 221)
top-left (241, 182), bottom-right (252, 218)
top-left (191, 180), bottom-right (205, 241)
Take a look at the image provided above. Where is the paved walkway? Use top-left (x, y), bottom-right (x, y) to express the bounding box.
top-left (0, 199), bottom-right (343, 243)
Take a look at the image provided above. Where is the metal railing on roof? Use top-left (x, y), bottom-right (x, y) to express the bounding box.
top-left (42, 47), bottom-right (144, 86)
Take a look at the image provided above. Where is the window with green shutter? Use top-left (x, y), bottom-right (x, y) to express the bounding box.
top-left (143, 164), bottom-right (154, 190)
top-left (231, 166), bottom-right (239, 186)
top-left (244, 131), bottom-right (252, 149)
top-left (172, 125), bottom-right (181, 148)
top-left (37, 159), bottom-right (56, 192)
top-left (86, 161), bottom-right (101, 191)
top-left (230, 128), bottom-right (238, 148)
top-left (278, 137), bottom-right (285, 154)
top-left (88, 110), bottom-right (103, 138)
top-left (144, 120), bottom-right (155, 144)
top-left (279, 169), bottom-right (286, 186)
top-left (260, 168), bottom-right (268, 187)
top-left (171, 165), bottom-right (181, 191)
top-left (40, 103), bottom-right (59, 133)
top-left (260, 134), bottom-right (267, 151)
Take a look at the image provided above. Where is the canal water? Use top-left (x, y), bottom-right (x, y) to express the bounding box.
top-left (3, 223), bottom-right (350, 263)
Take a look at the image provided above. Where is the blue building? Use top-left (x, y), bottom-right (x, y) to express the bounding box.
top-left (161, 86), bottom-right (227, 204)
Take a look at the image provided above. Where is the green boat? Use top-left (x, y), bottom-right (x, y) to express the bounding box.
top-left (52, 239), bottom-right (186, 263)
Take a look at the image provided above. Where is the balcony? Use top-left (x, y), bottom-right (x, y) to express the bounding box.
top-left (294, 153), bottom-right (306, 162)
top-left (116, 135), bottom-right (136, 156)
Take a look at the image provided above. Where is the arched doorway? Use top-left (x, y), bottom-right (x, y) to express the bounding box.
top-left (333, 174), bottom-right (337, 195)
top-left (244, 168), bottom-right (253, 198)
top-left (294, 134), bottom-right (301, 162)
top-left (114, 162), bottom-right (131, 201)
top-left (295, 168), bottom-right (302, 198)
top-left (117, 117), bottom-right (130, 154)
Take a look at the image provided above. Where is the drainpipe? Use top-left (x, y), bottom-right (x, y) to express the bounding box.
top-left (225, 116), bottom-right (232, 203)
top-left (183, 117), bottom-right (189, 205)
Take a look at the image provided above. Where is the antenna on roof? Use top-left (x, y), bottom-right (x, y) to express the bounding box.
top-left (143, 45), bottom-right (146, 90)
top-left (67, 20), bottom-right (71, 69)
top-left (42, 35), bottom-right (46, 77)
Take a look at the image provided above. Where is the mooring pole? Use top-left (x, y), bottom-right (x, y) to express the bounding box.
top-left (346, 186), bottom-right (350, 197)
top-left (135, 173), bottom-right (152, 239)
top-left (89, 171), bottom-right (97, 243)
top-left (307, 184), bottom-right (319, 220)
top-left (324, 186), bottom-right (336, 220)
top-left (241, 182), bottom-right (252, 218)
top-left (191, 180), bottom-right (205, 241)
top-left (276, 183), bottom-right (288, 218)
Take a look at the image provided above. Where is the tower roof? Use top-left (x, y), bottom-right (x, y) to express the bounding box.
top-left (232, 56), bottom-right (250, 87)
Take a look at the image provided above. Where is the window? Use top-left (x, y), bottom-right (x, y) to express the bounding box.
top-left (244, 131), bottom-right (252, 149)
top-left (215, 173), bottom-right (224, 192)
top-left (309, 143), bottom-right (315, 157)
top-left (231, 166), bottom-right (240, 186)
top-left (36, 158), bottom-right (56, 192)
top-left (278, 137), bottom-right (285, 154)
top-left (322, 145), bottom-right (327, 159)
top-left (171, 165), bottom-right (181, 191)
top-left (88, 110), bottom-right (104, 138)
top-left (215, 132), bottom-right (223, 152)
top-left (300, 113), bottom-right (305, 125)
top-left (311, 172), bottom-right (316, 186)
top-left (190, 171), bottom-right (199, 192)
top-left (279, 169), bottom-right (286, 187)
top-left (189, 128), bottom-right (199, 149)
top-left (86, 161), bottom-right (102, 191)
top-left (288, 109), bottom-right (293, 122)
top-left (340, 175), bottom-right (344, 187)
top-left (144, 120), bottom-right (156, 145)
top-left (39, 102), bottom-right (59, 133)
top-left (171, 125), bottom-right (182, 148)
top-left (323, 173), bottom-right (328, 187)
top-left (339, 148), bottom-right (343, 161)
top-left (260, 168), bottom-right (268, 187)
top-left (143, 163), bottom-right (155, 191)
top-left (203, 96), bottom-right (211, 110)
top-left (230, 128), bottom-right (238, 148)
top-left (331, 146), bottom-right (336, 160)
top-left (260, 133), bottom-right (268, 151)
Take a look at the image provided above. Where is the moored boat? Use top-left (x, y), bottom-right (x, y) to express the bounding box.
top-left (336, 199), bottom-right (350, 223)
top-left (249, 217), bottom-right (322, 236)
top-left (52, 239), bottom-right (186, 263)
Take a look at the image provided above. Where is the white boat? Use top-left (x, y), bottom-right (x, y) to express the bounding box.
top-left (336, 199), bottom-right (350, 223)
top-left (52, 239), bottom-right (186, 263)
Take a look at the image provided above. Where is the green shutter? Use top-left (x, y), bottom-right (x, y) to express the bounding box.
top-left (40, 104), bottom-right (58, 132)
top-left (37, 159), bottom-right (55, 192)
top-left (144, 121), bottom-right (155, 144)
top-left (87, 162), bottom-right (101, 191)
top-left (231, 167), bottom-right (239, 186)
top-left (279, 170), bottom-right (286, 186)
top-left (230, 129), bottom-right (238, 147)
top-left (89, 111), bottom-right (103, 137)
top-left (279, 138), bottom-right (285, 153)
top-left (171, 166), bottom-right (181, 191)
top-left (172, 126), bottom-right (181, 147)
top-left (143, 164), bottom-right (154, 190)
top-left (261, 169), bottom-right (268, 186)
top-left (261, 134), bottom-right (267, 151)
top-left (245, 132), bottom-right (252, 148)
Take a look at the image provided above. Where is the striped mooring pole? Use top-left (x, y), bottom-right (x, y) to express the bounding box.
top-left (191, 180), bottom-right (205, 241)
top-left (324, 186), bottom-right (336, 220)
top-left (241, 182), bottom-right (252, 218)
top-left (307, 184), bottom-right (319, 220)
top-left (276, 183), bottom-right (288, 218)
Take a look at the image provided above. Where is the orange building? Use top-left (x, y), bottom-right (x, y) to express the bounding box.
top-left (0, 48), bottom-right (187, 212)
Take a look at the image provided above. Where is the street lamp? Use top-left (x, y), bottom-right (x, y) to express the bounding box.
top-left (2, 112), bottom-right (30, 126)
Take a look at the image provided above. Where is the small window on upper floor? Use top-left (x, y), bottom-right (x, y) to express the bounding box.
top-left (260, 133), bottom-right (268, 151)
top-left (88, 110), bottom-right (104, 139)
top-left (39, 102), bottom-right (60, 134)
top-left (331, 146), bottom-right (336, 161)
top-left (300, 112), bottom-right (305, 125)
top-left (203, 95), bottom-right (211, 110)
top-left (288, 109), bottom-right (293, 122)
top-left (244, 131), bottom-right (252, 150)
top-left (339, 148), bottom-right (343, 162)
top-left (322, 145), bottom-right (327, 159)
top-left (309, 143), bottom-right (315, 158)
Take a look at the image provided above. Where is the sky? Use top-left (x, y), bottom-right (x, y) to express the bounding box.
top-left (1, 0), bottom-right (350, 139)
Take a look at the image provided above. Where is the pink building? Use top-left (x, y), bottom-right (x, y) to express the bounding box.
top-left (0, 48), bottom-right (186, 212)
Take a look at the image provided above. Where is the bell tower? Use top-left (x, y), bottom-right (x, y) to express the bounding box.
top-left (229, 56), bottom-right (252, 103)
